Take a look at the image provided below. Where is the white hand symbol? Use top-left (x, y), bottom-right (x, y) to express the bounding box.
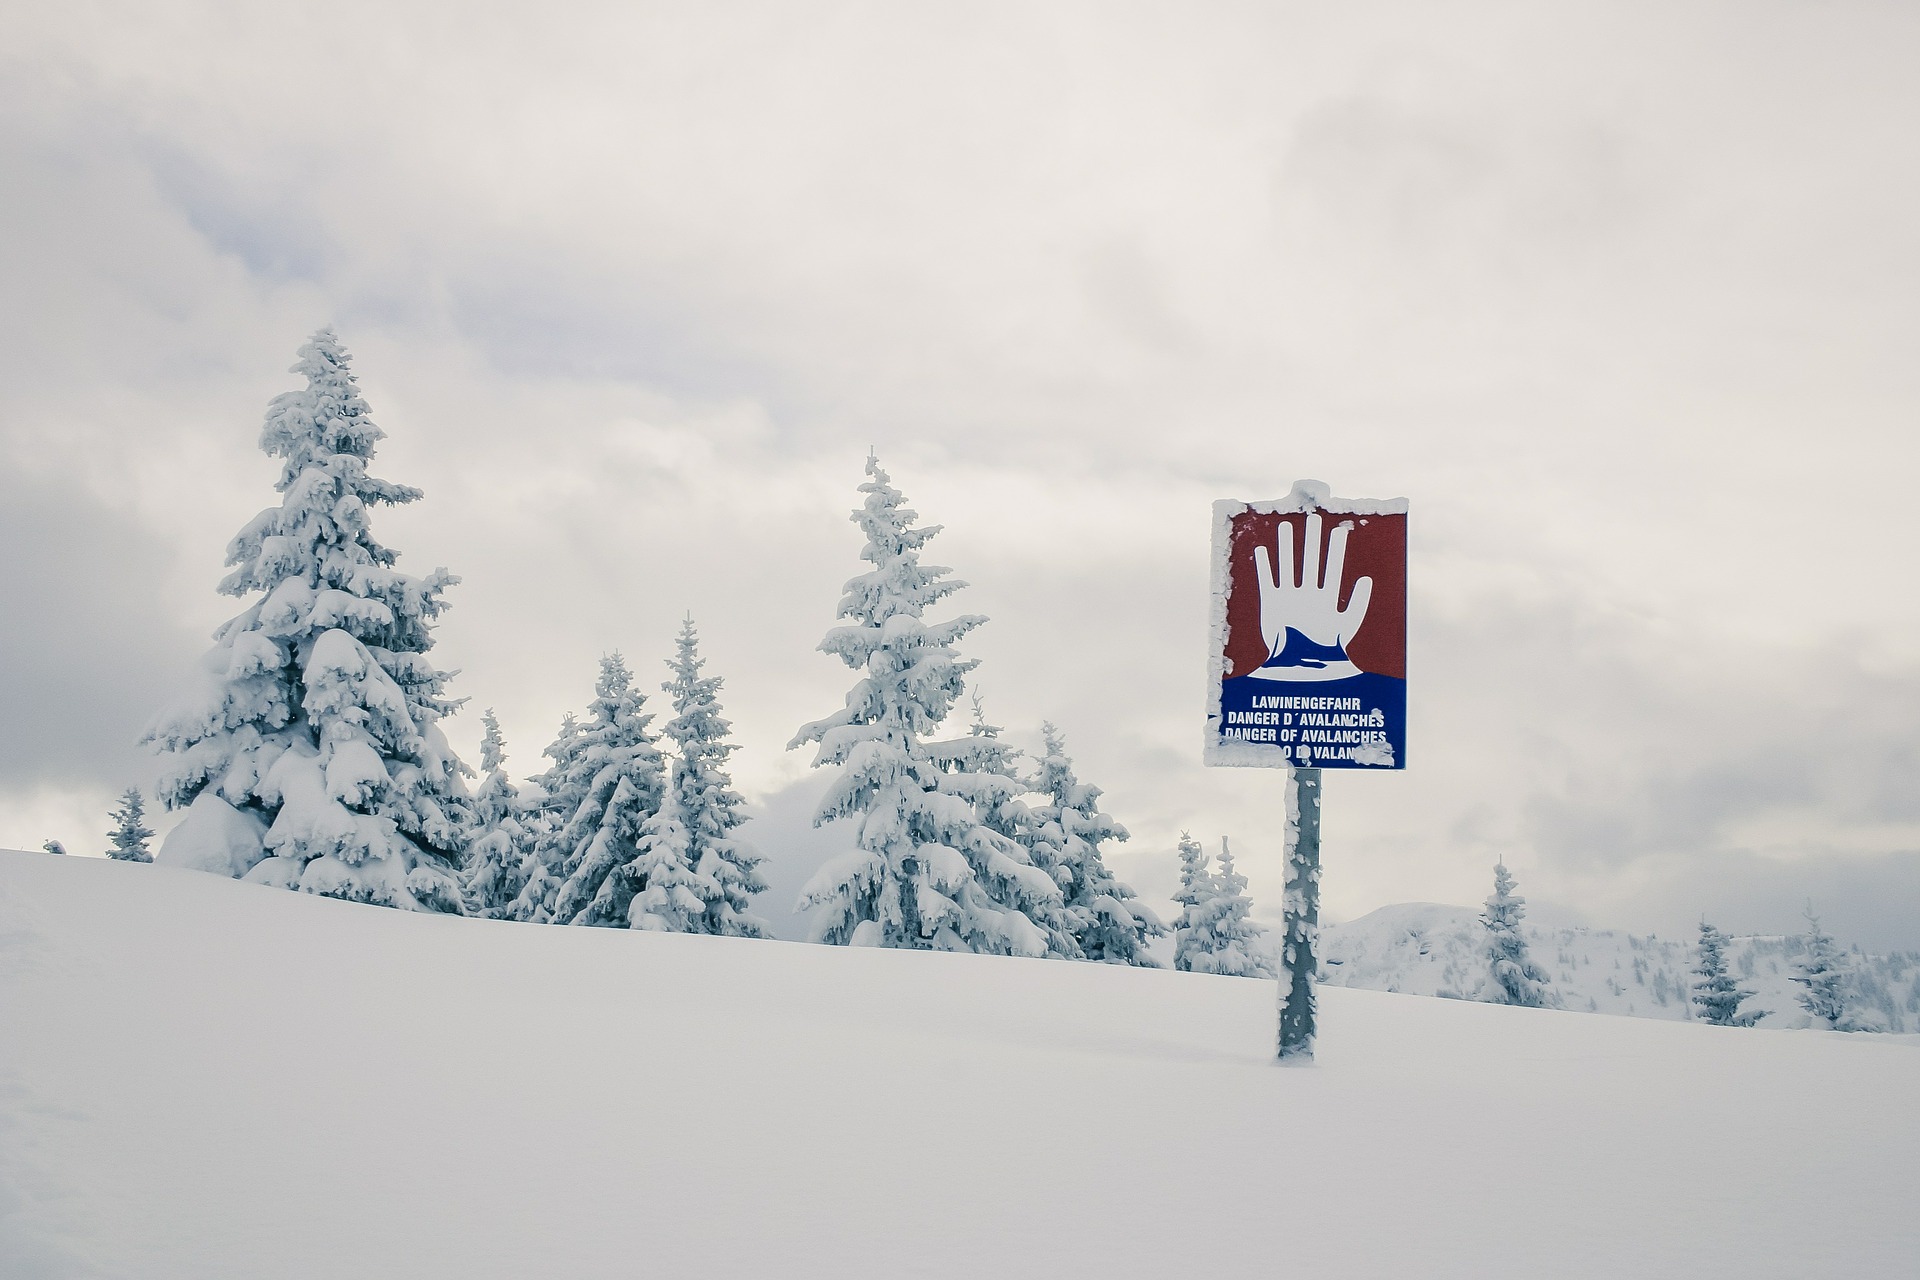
top-left (1250, 512), bottom-right (1372, 680)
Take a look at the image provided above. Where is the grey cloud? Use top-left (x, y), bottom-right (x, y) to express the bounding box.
top-left (1277, 94), bottom-right (1643, 270)
top-left (1535, 851), bottom-right (1920, 958)
top-left (143, 140), bottom-right (337, 286)
top-left (1514, 648), bottom-right (1920, 869)
top-left (1079, 239), bottom-right (1196, 355)
top-left (0, 469), bottom-right (203, 793)
top-left (735, 773), bottom-right (841, 943)
top-left (442, 264), bottom-right (788, 408)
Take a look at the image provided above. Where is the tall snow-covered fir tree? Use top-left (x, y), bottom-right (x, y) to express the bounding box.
top-left (106, 788), bottom-right (155, 862)
top-left (463, 710), bottom-right (534, 918)
top-left (791, 455), bottom-right (1062, 955)
top-left (1691, 920), bottom-right (1761, 1027)
top-left (1178, 838), bottom-right (1274, 978)
top-left (1171, 832), bottom-right (1214, 972)
top-left (527, 655), bottom-right (667, 928)
top-left (1790, 906), bottom-right (1849, 1028)
top-left (144, 329), bottom-right (471, 912)
top-left (640, 617), bottom-right (766, 937)
top-left (1479, 861), bottom-right (1553, 1008)
top-left (1026, 723), bottom-right (1165, 966)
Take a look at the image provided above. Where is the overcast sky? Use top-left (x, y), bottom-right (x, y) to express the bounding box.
top-left (3, 2), bottom-right (1917, 949)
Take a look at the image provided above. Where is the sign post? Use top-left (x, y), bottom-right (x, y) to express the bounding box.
top-left (1205, 480), bottom-right (1407, 1065)
top-left (1277, 766), bottom-right (1320, 1061)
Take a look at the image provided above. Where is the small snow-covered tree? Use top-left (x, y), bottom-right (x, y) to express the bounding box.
top-left (1480, 861), bottom-right (1554, 1008)
top-left (1692, 920), bottom-right (1761, 1027)
top-left (463, 711), bottom-right (534, 918)
top-left (43, 840), bottom-right (67, 856)
top-left (1790, 906), bottom-right (1849, 1028)
top-left (143, 329), bottom-right (471, 912)
top-left (951, 695), bottom-right (1028, 848)
top-left (1180, 838), bottom-right (1274, 978)
top-left (106, 788), bottom-right (155, 862)
top-left (791, 455), bottom-right (1062, 954)
top-left (626, 789), bottom-right (711, 932)
top-left (943, 697), bottom-right (1079, 958)
top-left (536, 655), bottom-right (667, 928)
top-left (507, 712), bottom-right (578, 923)
top-left (1171, 832), bottom-right (1213, 972)
top-left (651, 617), bottom-right (766, 937)
top-left (1027, 724), bottom-right (1165, 967)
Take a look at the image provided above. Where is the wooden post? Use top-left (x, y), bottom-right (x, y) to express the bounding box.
top-left (1277, 765), bottom-right (1321, 1063)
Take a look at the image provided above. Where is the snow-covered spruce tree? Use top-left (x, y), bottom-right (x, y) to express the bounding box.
top-left (1180, 838), bottom-right (1275, 978)
top-left (462, 711), bottom-right (534, 918)
top-left (950, 695), bottom-right (1025, 846)
top-left (626, 789), bottom-right (710, 932)
top-left (1171, 832), bottom-right (1214, 972)
top-left (941, 696), bottom-right (1079, 957)
top-left (1480, 861), bottom-right (1554, 1008)
top-left (539, 654), bottom-right (667, 927)
top-left (791, 455), bottom-right (1063, 954)
top-left (1691, 920), bottom-right (1761, 1027)
top-left (506, 711), bottom-right (579, 923)
top-left (143, 329), bottom-right (470, 912)
top-left (644, 617), bottom-right (766, 937)
top-left (1027, 723), bottom-right (1165, 966)
top-left (106, 788), bottom-right (155, 862)
top-left (1790, 906), bottom-right (1849, 1028)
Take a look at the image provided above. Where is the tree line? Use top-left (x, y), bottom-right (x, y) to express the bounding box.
top-left (1476, 860), bottom-right (1862, 1030)
top-left (83, 328), bottom-right (1266, 974)
top-left (37, 330), bottom-right (1881, 1020)
top-left (58, 327), bottom-right (1860, 1017)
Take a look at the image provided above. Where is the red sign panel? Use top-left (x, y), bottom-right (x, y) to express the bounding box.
top-left (1206, 482), bottom-right (1407, 769)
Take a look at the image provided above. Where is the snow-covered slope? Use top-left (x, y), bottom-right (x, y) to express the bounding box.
top-left (3, 851), bottom-right (1916, 1279)
top-left (1321, 902), bottom-right (1920, 1032)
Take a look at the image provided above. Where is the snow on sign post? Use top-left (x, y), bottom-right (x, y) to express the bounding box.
top-left (1206, 480), bottom-right (1408, 1064)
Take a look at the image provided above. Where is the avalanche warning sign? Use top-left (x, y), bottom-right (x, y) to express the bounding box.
top-left (1206, 481), bottom-right (1407, 770)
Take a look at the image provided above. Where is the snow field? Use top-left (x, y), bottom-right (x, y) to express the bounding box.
top-left (3, 850), bottom-right (1916, 1279)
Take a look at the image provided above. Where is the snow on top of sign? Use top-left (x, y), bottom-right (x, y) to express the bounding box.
top-left (1221, 479), bottom-right (1411, 519)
